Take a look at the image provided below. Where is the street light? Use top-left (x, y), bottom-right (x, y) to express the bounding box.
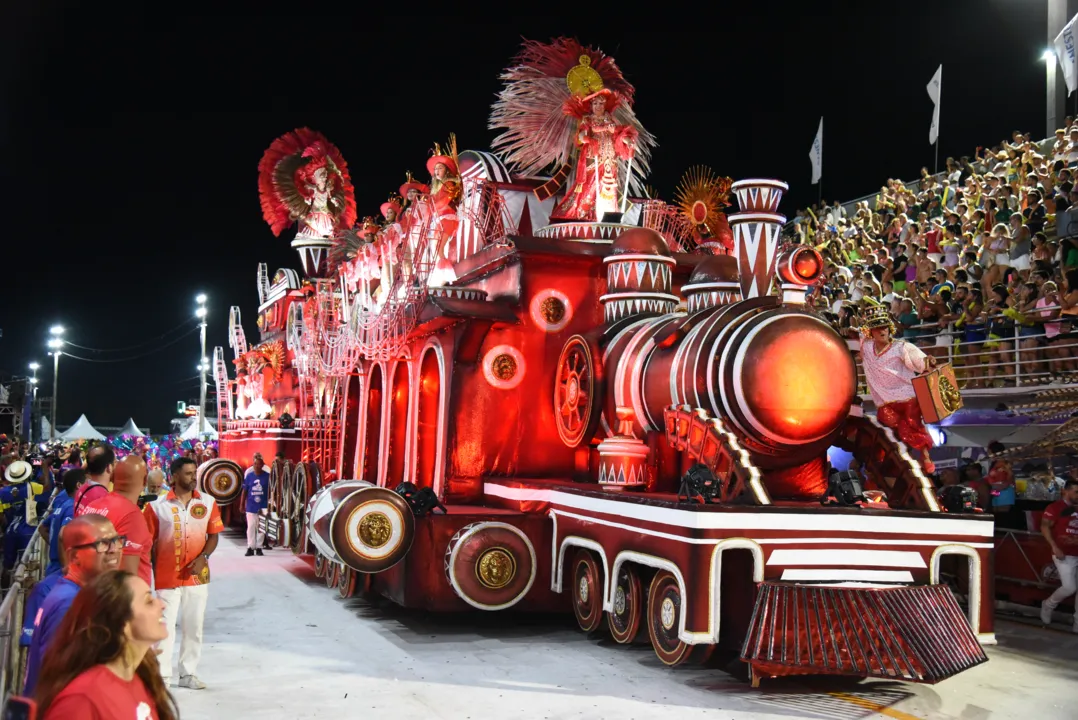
top-left (196, 295), bottom-right (208, 437)
top-left (28, 362), bottom-right (40, 441)
top-left (46, 327), bottom-right (65, 441)
top-left (1043, 49), bottom-right (1057, 62)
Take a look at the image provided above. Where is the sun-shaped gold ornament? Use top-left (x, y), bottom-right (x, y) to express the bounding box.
top-left (673, 166), bottom-right (733, 236)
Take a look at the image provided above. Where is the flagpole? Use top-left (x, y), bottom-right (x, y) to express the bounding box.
top-left (934, 139), bottom-right (939, 175)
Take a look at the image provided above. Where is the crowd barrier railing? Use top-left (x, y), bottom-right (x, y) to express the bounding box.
top-left (0, 530), bottom-right (47, 701)
top-left (847, 307), bottom-right (1078, 396)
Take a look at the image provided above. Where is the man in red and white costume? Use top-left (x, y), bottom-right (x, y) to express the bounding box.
top-left (859, 303), bottom-right (937, 473)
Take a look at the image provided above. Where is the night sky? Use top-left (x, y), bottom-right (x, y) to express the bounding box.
top-left (0, 2), bottom-right (1050, 433)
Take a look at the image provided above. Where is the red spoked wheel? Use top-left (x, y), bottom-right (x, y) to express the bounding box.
top-left (571, 549), bottom-right (604, 633)
top-left (313, 552), bottom-right (326, 579)
top-left (338, 564), bottom-right (357, 599)
top-left (555, 335), bottom-right (603, 448)
top-left (607, 564), bottom-right (644, 644)
top-left (647, 571), bottom-right (695, 666)
top-left (324, 560), bottom-right (339, 590)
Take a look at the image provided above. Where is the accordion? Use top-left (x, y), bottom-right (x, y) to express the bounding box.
top-left (912, 363), bottom-right (962, 423)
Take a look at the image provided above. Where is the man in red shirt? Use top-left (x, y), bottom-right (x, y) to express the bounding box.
top-left (83, 455), bottom-right (153, 587)
top-left (1040, 478), bottom-right (1078, 631)
top-left (72, 445), bottom-right (115, 516)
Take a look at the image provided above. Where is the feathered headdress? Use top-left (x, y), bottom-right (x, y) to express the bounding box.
top-left (489, 38), bottom-right (656, 195)
top-left (258, 128), bottom-right (358, 236)
top-left (329, 227), bottom-right (367, 274)
top-left (674, 166), bottom-right (733, 235)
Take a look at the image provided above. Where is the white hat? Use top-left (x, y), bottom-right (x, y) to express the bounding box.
top-left (5, 460), bottom-right (33, 484)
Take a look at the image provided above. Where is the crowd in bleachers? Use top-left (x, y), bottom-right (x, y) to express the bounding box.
top-left (791, 125), bottom-right (1078, 387)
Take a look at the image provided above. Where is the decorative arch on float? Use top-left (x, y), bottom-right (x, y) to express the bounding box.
top-left (383, 352), bottom-right (413, 488)
top-left (414, 339), bottom-right (447, 495)
top-left (359, 361), bottom-right (385, 485)
top-left (338, 365), bottom-right (365, 480)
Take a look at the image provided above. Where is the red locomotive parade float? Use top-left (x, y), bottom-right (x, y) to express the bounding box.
top-left (201, 38), bottom-right (994, 686)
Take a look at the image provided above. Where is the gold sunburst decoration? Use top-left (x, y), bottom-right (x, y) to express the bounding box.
top-left (674, 166), bottom-right (733, 236)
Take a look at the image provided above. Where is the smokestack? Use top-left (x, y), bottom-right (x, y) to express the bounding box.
top-left (728, 179), bottom-right (788, 299)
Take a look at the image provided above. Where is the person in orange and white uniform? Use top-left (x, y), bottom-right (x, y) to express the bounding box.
top-left (143, 456), bottom-right (223, 690)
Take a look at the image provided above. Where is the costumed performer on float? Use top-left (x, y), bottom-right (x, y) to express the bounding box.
top-left (859, 303), bottom-right (937, 473)
top-left (552, 87), bottom-right (638, 222)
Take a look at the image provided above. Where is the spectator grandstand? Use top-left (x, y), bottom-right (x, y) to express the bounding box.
top-left (789, 124), bottom-right (1078, 392)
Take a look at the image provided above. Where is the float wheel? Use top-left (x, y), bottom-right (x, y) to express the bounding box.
top-left (554, 335), bottom-right (603, 448)
top-left (647, 571), bottom-right (694, 666)
top-left (314, 553), bottom-right (326, 579)
top-left (324, 560), bottom-right (339, 590)
top-left (571, 549), bottom-right (604, 633)
top-left (338, 564), bottom-right (357, 599)
top-left (607, 564), bottom-right (644, 644)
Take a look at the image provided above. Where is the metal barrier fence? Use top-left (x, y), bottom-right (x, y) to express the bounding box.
top-left (849, 308), bottom-right (1078, 394)
top-left (0, 530), bottom-right (47, 701)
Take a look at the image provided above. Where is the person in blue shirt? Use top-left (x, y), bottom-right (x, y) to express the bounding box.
top-left (243, 453), bottom-right (270, 557)
top-left (23, 514), bottom-right (123, 696)
top-left (1, 461), bottom-right (47, 573)
top-left (20, 569), bottom-right (62, 648)
top-left (38, 469), bottom-right (82, 576)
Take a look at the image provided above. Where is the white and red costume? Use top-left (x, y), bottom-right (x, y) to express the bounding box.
top-left (860, 336), bottom-right (934, 455)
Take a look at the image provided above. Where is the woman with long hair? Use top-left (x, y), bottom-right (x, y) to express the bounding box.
top-left (35, 570), bottom-right (177, 720)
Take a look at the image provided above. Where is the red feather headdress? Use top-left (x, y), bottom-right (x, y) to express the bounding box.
top-left (488, 38), bottom-right (656, 194)
top-left (258, 128), bottom-right (357, 237)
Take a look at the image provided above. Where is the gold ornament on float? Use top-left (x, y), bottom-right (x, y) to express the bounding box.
top-left (476, 547), bottom-right (517, 589)
top-left (566, 54), bottom-right (604, 97)
top-left (674, 166), bottom-right (733, 234)
top-left (358, 512), bottom-right (392, 549)
top-left (540, 296), bottom-right (566, 324)
top-left (491, 353), bottom-right (518, 381)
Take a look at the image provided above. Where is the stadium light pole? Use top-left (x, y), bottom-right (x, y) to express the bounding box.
top-left (28, 362), bottom-right (40, 442)
top-left (196, 295), bottom-right (208, 437)
top-left (47, 326), bottom-right (64, 441)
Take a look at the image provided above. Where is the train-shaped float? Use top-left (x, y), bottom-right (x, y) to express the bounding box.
top-left (195, 38), bottom-right (993, 686)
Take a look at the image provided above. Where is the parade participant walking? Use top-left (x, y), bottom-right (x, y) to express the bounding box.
top-left (143, 456), bottom-right (223, 689)
top-left (858, 303), bottom-right (938, 473)
top-left (1040, 478), bottom-right (1078, 631)
top-left (35, 570), bottom-right (177, 720)
top-left (73, 445), bottom-right (115, 515)
top-left (1, 460), bottom-right (46, 575)
top-left (243, 452), bottom-right (269, 556)
top-left (84, 455), bottom-right (154, 587)
top-left (23, 514), bottom-right (123, 695)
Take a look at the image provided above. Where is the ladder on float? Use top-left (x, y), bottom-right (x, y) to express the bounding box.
top-left (229, 306), bottom-right (249, 357)
top-left (212, 346), bottom-right (233, 424)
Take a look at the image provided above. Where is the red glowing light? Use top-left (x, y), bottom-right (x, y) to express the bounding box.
top-left (793, 249), bottom-right (821, 280)
top-left (741, 316), bottom-right (855, 443)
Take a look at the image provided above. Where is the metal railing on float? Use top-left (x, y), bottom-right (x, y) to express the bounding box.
top-left (848, 307), bottom-right (1078, 397)
top-left (0, 532), bottom-right (47, 700)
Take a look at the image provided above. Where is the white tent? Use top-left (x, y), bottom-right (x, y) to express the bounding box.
top-left (118, 418), bottom-right (146, 437)
top-left (180, 416), bottom-right (217, 440)
top-left (59, 414), bottom-right (107, 441)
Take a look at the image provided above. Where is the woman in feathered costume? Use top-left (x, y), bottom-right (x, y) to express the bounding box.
top-left (489, 38), bottom-right (656, 224)
top-left (553, 88), bottom-right (638, 221)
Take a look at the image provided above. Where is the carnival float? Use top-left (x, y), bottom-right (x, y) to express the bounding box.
top-left (200, 38), bottom-right (993, 685)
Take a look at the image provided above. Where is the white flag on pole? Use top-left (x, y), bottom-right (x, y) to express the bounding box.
top-left (808, 117), bottom-right (823, 185)
top-left (1055, 15), bottom-right (1078, 95)
top-left (927, 64), bottom-right (942, 145)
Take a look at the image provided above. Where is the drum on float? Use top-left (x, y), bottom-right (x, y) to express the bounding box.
top-left (328, 486), bottom-right (415, 573)
top-left (307, 480), bottom-right (372, 562)
top-left (195, 459), bottom-right (244, 507)
top-left (444, 522), bottom-right (537, 610)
